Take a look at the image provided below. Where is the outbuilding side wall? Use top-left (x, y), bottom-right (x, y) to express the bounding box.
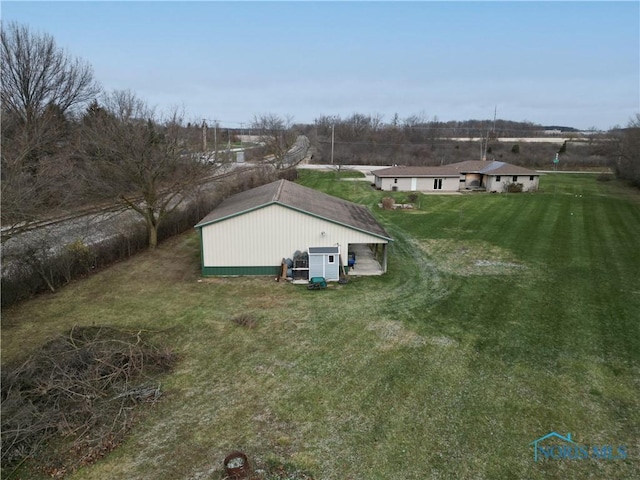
top-left (199, 204), bottom-right (387, 275)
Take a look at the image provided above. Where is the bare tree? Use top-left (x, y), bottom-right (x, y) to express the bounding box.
top-left (1, 22), bottom-right (100, 121)
top-left (80, 90), bottom-right (211, 249)
top-left (251, 113), bottom-right (300, 169)
top-left (610, 114), bottom-right (640, 188)
top-left (0, 124), bottom-right (81, 241)
top-left (1, 22), bottom-right (100, 239)
top-left (314, 114), bottom-right (340, 137)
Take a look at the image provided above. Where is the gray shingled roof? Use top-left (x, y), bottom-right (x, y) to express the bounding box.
top-left (452, 160), bottom-right (541, 175)
top-left (374, 165), bottom-right (460, 177)
top-left (374, 160), bottom-right (541, 177)
top-left (195, 180), bottom-right (392, 240)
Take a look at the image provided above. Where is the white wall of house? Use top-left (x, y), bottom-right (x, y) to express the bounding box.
top-left (376, 176), bottom-right (459, 192)
top-left (424, 177), bottom-right (460, 192)
top-left (485, 175), bottom-right (540, 192)
top-left (200, 204), bottom-right (387, 267)
top-left (376, 177), bottom-right (413, 191)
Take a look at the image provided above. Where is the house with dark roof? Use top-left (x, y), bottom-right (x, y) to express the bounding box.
top-left (373, 160), bottom-right (542, 193)
top-left (195, 180), bottom-right (392, 280)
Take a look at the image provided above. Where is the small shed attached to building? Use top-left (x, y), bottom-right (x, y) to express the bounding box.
top-left (308, 246), bottom-right (340, 281)
top-left (195, 180), bottom-right (393, 280)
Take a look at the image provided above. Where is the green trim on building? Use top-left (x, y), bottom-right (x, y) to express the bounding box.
top-left (201, 265), bottom-right (280, 277)
top-left (198, 228), bottom-right (204, 272)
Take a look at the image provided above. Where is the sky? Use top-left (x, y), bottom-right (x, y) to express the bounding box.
top-left (2, 1), bottom-right (639, 130)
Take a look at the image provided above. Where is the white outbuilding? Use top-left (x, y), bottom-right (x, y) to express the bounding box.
top-left (195, 179), bottom-right (393, 280)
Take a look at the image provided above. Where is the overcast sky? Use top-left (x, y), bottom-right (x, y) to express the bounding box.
top-left (3, 1), bottom-right (639, 130)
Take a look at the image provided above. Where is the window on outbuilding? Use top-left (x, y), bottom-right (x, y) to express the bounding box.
top-left (529, 175), bottom-right (534, 181)
top-left (496, 175), bottom-right (501, 181)
top-left (512, 175), bottom-right (518, 182)
top-left (394, 178), bottom-right (398, 183)
top-left (328, 255), bottom-right (335, 264)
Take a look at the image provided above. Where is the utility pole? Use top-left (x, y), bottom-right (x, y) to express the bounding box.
top-left (214, 121), bottom-right (218, 162)
top-left (483, 129), bottom-right (489, 161)
top-left (493, 105), bottom-right (497, 133)
top-left (202, 120), bottom-right (207, 152)
top-left (330, 124), bottom-right (335, 165)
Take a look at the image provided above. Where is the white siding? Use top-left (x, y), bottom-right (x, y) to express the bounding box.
top-left (377, 176), bottom-right (459, 192)
top-left (417, 177), bottom-right (459, 192)
top-left (378, 177), bottom-right (413, 191)
top-left (486, 175), bottom-right (540, 192)
top-left (519, 175), bottom-right (540, 192)
top-left (200, 204), bottom-right (386, 267)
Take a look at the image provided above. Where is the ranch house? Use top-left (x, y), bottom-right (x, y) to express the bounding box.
top-left (373, 160), bottom-right (542, 193)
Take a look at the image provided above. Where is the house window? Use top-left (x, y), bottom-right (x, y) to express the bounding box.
top-left (328, 255), bottom-right (335, 264)
top-left (529, 175), bottom-right (534, 181)
top-left (512, 175), bottom-right (518, 182)
top-left (496, 175), bottom-right (501, 181)
top-left (394, 178), bottom-right (398, 183)
top-left (433, 178), bottom-right (443, 190)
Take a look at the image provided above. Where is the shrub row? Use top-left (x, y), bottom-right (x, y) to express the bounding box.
top-left (1, 167), bottom-right (296, 307)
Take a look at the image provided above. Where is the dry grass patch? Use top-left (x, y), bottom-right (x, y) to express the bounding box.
top-left (366, 320), bottom-right (426, 350)
top-left (419, 238), bottom-right (529, 276)
top-left (367, 320), bottom-right (460, 351)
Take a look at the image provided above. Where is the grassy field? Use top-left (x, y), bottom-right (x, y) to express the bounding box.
top-left (2, 171), bottom-right (639, 479)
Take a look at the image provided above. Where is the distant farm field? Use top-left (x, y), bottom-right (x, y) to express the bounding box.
top-left (2, 172), bottom-right (639, 479)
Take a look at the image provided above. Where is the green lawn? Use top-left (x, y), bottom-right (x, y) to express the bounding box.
top-left (2, 171), bottom-right (639, 479)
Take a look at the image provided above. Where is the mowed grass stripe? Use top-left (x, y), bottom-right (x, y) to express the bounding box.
top-left (296, 171), bottom-right (639, 477)
top-left (585, 195), bottom-right (640, 362)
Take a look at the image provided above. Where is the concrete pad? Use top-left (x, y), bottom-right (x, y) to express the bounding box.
top-left (348, 244), bottom-right (384, 276)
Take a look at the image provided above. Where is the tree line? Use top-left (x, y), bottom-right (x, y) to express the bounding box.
top-left (2, 20), bottom-right (638, 253)
top-left (299, 113), bottom-right (639, 178)
top-left (608, 115), bottom-right (640, 188)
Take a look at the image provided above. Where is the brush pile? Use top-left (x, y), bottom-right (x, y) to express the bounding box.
top-left (1, 325), bottom-right (176, 477)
